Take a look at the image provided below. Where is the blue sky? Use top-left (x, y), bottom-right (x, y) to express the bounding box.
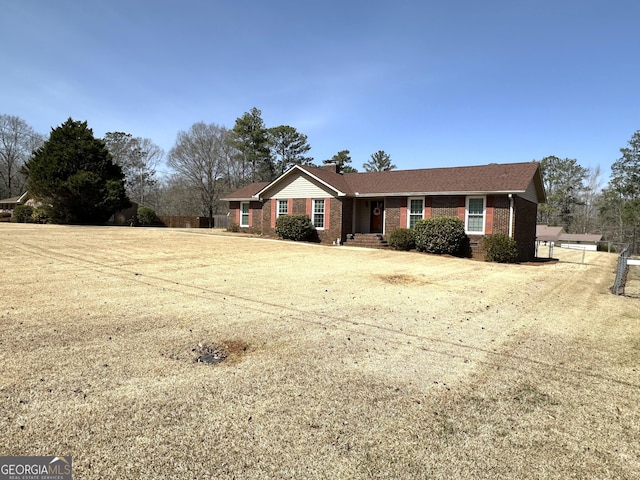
top-left (2, 0), bottom-right (638, 178)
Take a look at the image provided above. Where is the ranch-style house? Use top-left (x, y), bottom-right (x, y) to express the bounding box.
top-left (224, 161), bottom-right (546, 261)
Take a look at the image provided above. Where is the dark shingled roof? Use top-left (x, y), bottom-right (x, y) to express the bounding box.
top-left (536, 225), bottom-right (566, 242)
top-left (223, 162), bottom-right (543, 201)
top-left (221, 182), bottom-right (269, 201)
top-left (340, 162), bottom-right (541, 195)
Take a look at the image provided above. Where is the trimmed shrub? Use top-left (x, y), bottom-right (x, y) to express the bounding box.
top-left (11, 205), bottom-right (34, 223)
top-left (227, 222), bottom-right (240, 232)
top-left (275, 214), bottom-right (315, 241)
top-left (388, 228), bottom-right (415, 251)
top-left (484, 234), bottom-right (519, 263)
top-left (413, 216), bottom-right (469, 256)
top-left (137, 206), bottom-right (160, 226)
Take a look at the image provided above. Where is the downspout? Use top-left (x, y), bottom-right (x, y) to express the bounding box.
top-left (508, 194), bottom-right (514, 238)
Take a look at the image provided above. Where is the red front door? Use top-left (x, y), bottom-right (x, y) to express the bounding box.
top-left (370, 200), bottom-right (384, 233)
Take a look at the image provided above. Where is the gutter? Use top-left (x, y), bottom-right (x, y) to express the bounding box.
top-left (508, 194), bottom-right (514, 238)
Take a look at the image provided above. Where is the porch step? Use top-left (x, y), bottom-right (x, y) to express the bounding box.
top-left (344, 233), bottom-right (389, 249)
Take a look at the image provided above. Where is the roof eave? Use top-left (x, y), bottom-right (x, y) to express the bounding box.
top-left (220, 197), bottom-right (256, 202)
top-left (353, 190), bottom-right (526, 197)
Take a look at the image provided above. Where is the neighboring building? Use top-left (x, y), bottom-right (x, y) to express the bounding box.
top-left (558, 233), bottom-right (603, 251)
top-left (536, 225), bottom-right (603, 252)
top-left (536, 225), bottom-right (566, 245)
top-left (223, 161), bottom-right (545, 261)
top-left (0, 192), bottom-right (30, 214)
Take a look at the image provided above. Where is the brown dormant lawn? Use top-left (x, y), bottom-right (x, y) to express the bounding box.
top-left (1, 224), bottom-right (639, 479)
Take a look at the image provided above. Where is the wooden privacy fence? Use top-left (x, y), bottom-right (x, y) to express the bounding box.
top-left (156, 215), bottom-right (229, 229)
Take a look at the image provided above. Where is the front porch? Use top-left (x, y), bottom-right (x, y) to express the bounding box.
top-left (351, 198), bottom-right (386, 235)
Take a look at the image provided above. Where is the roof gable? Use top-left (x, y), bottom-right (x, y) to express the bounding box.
top-left (256, 165), bottom-right (350, 198)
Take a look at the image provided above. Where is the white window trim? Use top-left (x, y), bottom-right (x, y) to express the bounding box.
top-left (240, 202), bottom-right (250, 227)
top-left (407, 196), bottom-right (425, 228)
top-left (312, 199), bottom-right (325, 230)
top-left (465, 195), bottom-right (486, 234)
top-left (276, 199), bottom-right (288, 218)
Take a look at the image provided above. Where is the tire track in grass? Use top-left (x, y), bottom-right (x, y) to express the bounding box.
top-left (13, 241), bottom-right (640, 391)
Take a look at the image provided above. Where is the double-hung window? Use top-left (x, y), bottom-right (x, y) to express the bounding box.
top-left (466, 196), bottom-right (485, 234)
top-left (277, 199), bottom-right (288, 218)
top-left (408, 197), bottom-right (424, 228)
top-left (240, 202), bottom-right (250, 227)
top-left (312, 199), bottom-right (325, 229)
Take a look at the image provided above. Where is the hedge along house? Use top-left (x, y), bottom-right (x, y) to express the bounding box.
top-left (224, 161), bottom-right (546, 261)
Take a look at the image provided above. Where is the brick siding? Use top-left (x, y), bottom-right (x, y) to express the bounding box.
top-left (514, 196), bottom-right (537, 261)
top-left (249, 201), bottom-right (262, 230)
top-left (491, 196), bottom-right (511, 235)
top-left (230, 193), bottom-right (538, 258)
top-left (384, 197), bottom-right (403, 232)
top-left (431, 196), bottom-right (462, 219)
top-left (340, 197), bottom-right (354, 240)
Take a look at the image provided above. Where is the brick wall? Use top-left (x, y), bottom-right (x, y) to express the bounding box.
top-left (262, 200), bottom-right (274, 236)
top-left (491, 196), bottom-right (511, 235)
top-left (514, 196), bottom-right (537, 261)
top-left (228, 201), bottom-right (263, 232)
top-left (384, 197), bottom-right (403, 232)
top-left (258, 197), bottom-right (343, 244)
top-left (431, 196), bottom-right (462, 219)
top-left (249, 201), bottom-right (262, 230)
top-left (292, 198), bottom-right (306, 214)
top-left (321, 197), bottom-right (342, 244)
top-left (341, 197), bottom-right (354, 240)
top-left (228, 193), bottom-right (538, 256)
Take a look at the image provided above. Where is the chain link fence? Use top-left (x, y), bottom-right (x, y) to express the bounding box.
top-left (611, 244), bottom-right (630, 295)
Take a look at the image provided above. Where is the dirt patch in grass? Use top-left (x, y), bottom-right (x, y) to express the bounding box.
top-left (162, 339), bottom-right (250, 365)
top-left (1, 225), bottom-right (638, 479)
top-left (377, 273), bottom-right (431, 285)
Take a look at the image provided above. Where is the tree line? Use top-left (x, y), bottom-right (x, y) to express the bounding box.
top-left (1, 110), bottom-right (638, 249)
top-left (0, 109), bottom-right (396, 226)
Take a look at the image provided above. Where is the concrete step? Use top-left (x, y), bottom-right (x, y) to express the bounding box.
top-left (345, 234), bottom-right (389, 249)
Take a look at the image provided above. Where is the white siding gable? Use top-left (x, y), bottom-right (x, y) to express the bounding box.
top-left (521, 179), bottom-right (539, 204)
top-left (262, 172), bottom-right (334, 199)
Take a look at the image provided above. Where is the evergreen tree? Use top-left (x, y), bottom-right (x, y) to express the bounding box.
top-left (324, 150), bottom-right (357, 173)
top-left (363, 150), bottom-right (396, 172)
top-left (537, 156), bottom-right (588, 231)
top-left (598, 130), bottom-right (640, 250)
top-left (24, 118), bottom-right (129, 224)
top-left (232, 107), bottom-right (273, 182)
top-left (268, 125), bottom-right (313, 175)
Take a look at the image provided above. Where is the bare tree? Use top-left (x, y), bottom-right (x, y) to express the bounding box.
top-left (572, 165), bottom-right (602, 234)
top-left (167, 122), bottom-right (228, 226)
top-left (104, 132), bottom-right (163, 206)
top-left (0, 115), bottom-right (45, 198)
top-left (154, 174), bottom-right (202, 216)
